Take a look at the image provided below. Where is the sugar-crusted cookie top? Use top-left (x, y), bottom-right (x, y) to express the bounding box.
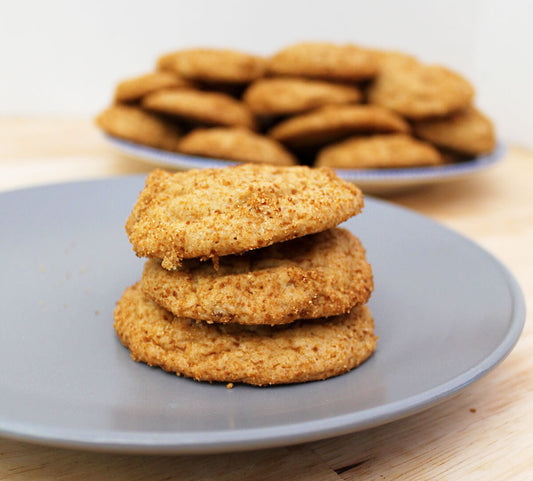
top-left (125, 164), bottom-right (363, 269)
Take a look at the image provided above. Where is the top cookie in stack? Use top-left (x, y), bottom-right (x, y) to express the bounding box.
top-left (96, 42), bottom-right (496, 170)
top-left (114, 163), bottom-right (376, 386)
top-left (125, 163), bottom-right (363, 270)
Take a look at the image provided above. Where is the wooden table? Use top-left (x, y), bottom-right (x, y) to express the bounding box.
top-left (1, 118), bottom-right (531, 480)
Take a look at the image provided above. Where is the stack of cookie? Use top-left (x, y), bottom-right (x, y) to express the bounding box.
top-left (114, 163), bottom-right (377, 386)
top-left (96, 42), bottom-right (496, 170)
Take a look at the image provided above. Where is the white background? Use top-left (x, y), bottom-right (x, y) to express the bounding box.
top-left (1, 0), bottom-right (532, 147)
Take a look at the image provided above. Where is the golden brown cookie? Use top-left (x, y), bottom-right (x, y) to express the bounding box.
top-left (95, 105), bottom-right (182, 151)
top-left (142, 89), bottom-right (256, 130)
top-left (125, 164), bottom-right (363, 270)
top-left (114, 283), bottom-right (377, 386)
top-left (367, 58), bottom-right (475, 119)
top-left (316, 134), bottom-right (443, 169)
top-left (268, 105), bottom-right (410, 149)
top-left (156, 48), bottom-right (266, 84)
top-left (242, 77), bottom-right (362, 116)
top-left (413, 107), bottom-right (496, 156)
top-left (178, 127), bottom-right (297, 166)
top-left (267, 42), bottom-right (379, 81)
top-left (141, 228), bottom-right (373, 325)
top-left (114, 72), bottom-right (194, 103)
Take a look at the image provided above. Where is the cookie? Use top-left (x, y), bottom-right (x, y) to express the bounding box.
top-left (114, 71), bottom-right (194, 103)
top-left (156, 48), bottom-right (266, 84)
top-left (267, 42), bottom-right (379, 81)
top-left (316, 134), bottom-right (443, 169)
top-left (142, 89), bottom-right (256, 130)
top-left (95, 105), bottom-right (182, 151)
top-left (367, 58), bottom-right (475, 119)
top-left (413, 107), bottom-right (496, 156)
top-left (114, 283), bottom-right (377, 386)
top-left (125, 164), bottom-right (363, 270)
top-left (141, 228), bottom-right (373, 325)
top-left (178, 127), bottom-right (297, 166)
top-left (268, 105), bottom-right (410, 149)
top-left (243, 77), bottom-right (362, 116)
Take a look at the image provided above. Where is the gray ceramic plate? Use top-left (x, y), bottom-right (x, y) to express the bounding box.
top-left (0, 176), bottom-right (524, 454)
top-left (106, 135), bottom-right (505, 194)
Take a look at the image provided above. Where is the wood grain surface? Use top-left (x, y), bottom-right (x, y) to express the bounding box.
top-left (0, 118), bottom-right (531, 480)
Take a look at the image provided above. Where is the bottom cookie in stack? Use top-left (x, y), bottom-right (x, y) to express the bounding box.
top-left (114, 284), bottom-right (375, 386)
top-left (114, 227), bottom-right (377, 386)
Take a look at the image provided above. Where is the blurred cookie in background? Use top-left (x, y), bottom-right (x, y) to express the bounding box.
top-left (316, 134), bottom-right (443, 169)
top-left (269, 104), bottom-right (410, 149)
top-left (367, 57), bottom-right (475, 119)
top-left (157, 48), bottom-right (266, 85)
top-left (413, 106), bottom-right (496, 156)
top-left (114, 71), bottom-right (194, 103)
top-left (243, 77), bottom-right (363, 116)
top-left (178, 127), bottom-right (297, 166)
top-left (142, 88), bottom-right (257, 130)
top-left (96, 105), bottom-right (182, 151)
top-left (267, 42), bottom-right (379, 82)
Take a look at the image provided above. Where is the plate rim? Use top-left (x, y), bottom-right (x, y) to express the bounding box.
top-left (0, 176), bottom-right (525, 454)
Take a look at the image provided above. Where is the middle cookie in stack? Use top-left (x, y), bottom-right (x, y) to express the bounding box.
top-left (115, 163), bottom-right (377, 386)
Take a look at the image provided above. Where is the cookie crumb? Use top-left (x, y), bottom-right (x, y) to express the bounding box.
top-left (470, 408), bottom-right (477, 413)
top-left (226, 383), bottom-right (234, 389)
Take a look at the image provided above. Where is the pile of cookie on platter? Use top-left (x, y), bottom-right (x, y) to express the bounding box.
top-left (97, 42), bottom-right (496, 170)
top-left (114, 163), bottom-right (377, 386)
